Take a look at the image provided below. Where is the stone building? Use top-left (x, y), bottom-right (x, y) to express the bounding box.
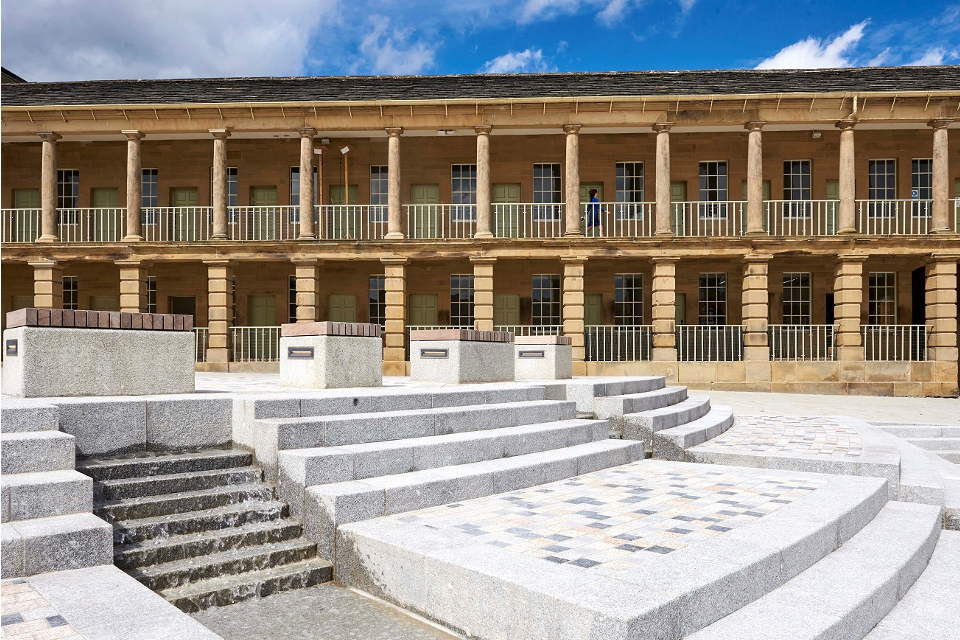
top-left (1, 67), bottom-right (958, 395)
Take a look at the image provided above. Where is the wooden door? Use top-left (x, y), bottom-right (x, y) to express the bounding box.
top-left (170, 188), bottom-right (199, 241)
top-left (584, 294), bottom-right (603, 326)
top-left (493, 183), bottom-right (521, 237)
top-left (328, 185), bottom-right (359, 239)
top-left (328, 295), bottom-right (357, 322)
top-left (12, 295), bottom-right (34, 310)
top-left (410, 184), bottom-right (440, 238)
top-left (90, 296), bottom-right (119, 311)
top-left (825, 179), bottom-right (839, 234)
top-left (91, 188), bottom-right (119, 241)
top-left (170, 296), bottom-right (196, 316)
top-left (493, 294), bottom-right (520, 327)
top-left (675, 293), bottom-right (687, 325)
top-left (13, 189), bottom-right (40, 242)
top-left (250, 186), bottom-right (278, 240)
top-left (670, 181), bottom-right (687, 234)
top-left (409, 294), bottom-right (439, 326)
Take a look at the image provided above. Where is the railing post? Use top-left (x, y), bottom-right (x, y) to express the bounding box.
top-left (742, 255), bottom-right (772, 365)
top-left (117, 259), bottom-right (149, 313)
top-left (385, 127), bottom-right (404, 240)
top-left (471, 256), bottom-right (496, 331)
top-left (744, 121), bottom-right (766, 235)
top-left (122, 130), bottom-right (145, 241)
top-left (381, 257), bottom-right (408, 375)
top-left (298, 127), bottom-right (318, 240)
top-left (293, 258), bottom-right (321, 322)
top-left (834, 254), bottom-right (867, 361)
top-left (562, 257), bottom-right (587, 373)
top-left (929, 119), bottom-right (953, 234)
top-left (205, 259), bottom-right (234, 364)
top-left (474, 125), bottom-right (494, 239)
top-left (926, 255), bottom-right (959, 395)
top-left (37, 132), bottom-right (62, 243)
top-left (30, 259), bottom-right (63, 309)
top-left (210, 129), bottom-right (231, 240)
top-left (835, 118), bottom-right (857, 234)
top-left (563, 124), bottom-right (582, 237)
top-left (651, 256), bottom-right (679, 361)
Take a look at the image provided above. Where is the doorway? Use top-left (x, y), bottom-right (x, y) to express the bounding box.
top-left (249, 186), bottom-right (278, 240)
top-left (410, 184), bottom-right (440, 238)
top-left (409, 294), bottom-right (439, 326)
top-left (493, 183), bottom-right (521, 238)
top-left (170, 187), bottom-right (200, 241)
top-left (328, 295), bottom-right (357, 322)
top-left (91, 188), bottom-right (119, 241)
top-left (494, 294), bottom-right (520, 327)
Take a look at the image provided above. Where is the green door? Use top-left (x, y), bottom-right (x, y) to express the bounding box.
top-left (584, 294), bottom-right (603, 326)
top-left (12, 295), bottom-right (34, 310)
top-left (328, 295), bottom-right (357, 322)
top-left (250, 187), bottom-right (278, 240)
top-left (825, 179), bottom-right (840, 234)
top-left (328, 185), bottom-right (358, 239)
top-left (91, 296), bottom-right (119, 311)
top-left (670, 181), bottom-right (687, 234)
top-left (409, 294), bottom-right (439, 326)
top-left (493, 183), bottom-right (522, 238)
top-left (170, 188), bottom-right (200, 241)
top-left (493, 294), bottom-right (520, 327)
top-left (91, 188), bottom-right (119, 241)
top-left (246, 295), bottom-right (277, 362)
top-left (410, 184), bottom-right (440, 238)
top-left (675, 293), bottom-right (686, 325)
top-left (13, 189), bottom-right (40, 242)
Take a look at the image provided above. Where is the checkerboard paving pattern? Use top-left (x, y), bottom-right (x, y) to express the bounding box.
top-left (1, 580), bottom-right (84, 640)
top-left (693, 416), bottom-right (863, 459)
top-left (396, 461), bottom-right (828, 573)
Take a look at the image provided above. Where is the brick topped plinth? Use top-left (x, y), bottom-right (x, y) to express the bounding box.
top-left (410, 329), bottom-right (513, 343)
top-left (515, 336), bottom-right (573, 380)
top-left (515, 335), bottom-right (573, 346)
top-left (281, 321), bottom-right (382, 338)
top-left (6, 308), bottom-right (193, 332)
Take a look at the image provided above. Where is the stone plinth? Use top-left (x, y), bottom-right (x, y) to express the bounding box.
top-left (279, 322), bottom-right (383, 389)
top-left (2, 309), bottom-right (195, 398)
top-left (410, 329), bottom-right (514, 384)
top-left (514, 335), bottom-right (573, 380)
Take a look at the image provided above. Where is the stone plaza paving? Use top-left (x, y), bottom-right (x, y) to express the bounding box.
top-left (0, 579), bottom-right (84, 640)
top-left (691, 416), bottom-right (863, 459)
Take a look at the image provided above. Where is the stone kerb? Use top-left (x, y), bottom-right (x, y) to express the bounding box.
top-left (2, 309), bottom-right (194, 398)
top-left (279, 321), bottom-right (383, 389)
top-left (514, 335), bottom-right (573, 380)
top-left (410, 329), bottom-right (515, 384)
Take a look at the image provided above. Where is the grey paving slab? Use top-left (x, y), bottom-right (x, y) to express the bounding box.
top-left (0, 399), bottom-right (59, 432)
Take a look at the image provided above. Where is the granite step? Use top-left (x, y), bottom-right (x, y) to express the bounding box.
top-left (78, 448), bottom-right (252, 481)
top-left (1, 512), bottom-right (113, 578)
top-left (622, 394), bottom-right (712, 441)
top-left (95, 466), bottom-right (264, 502)
top-left (879, 425), bottom-right (960, 438)
top-left (160, 557), bottom-right (333, 613)
top-left (538, 377), bottom-right (666, 415)
top-left (0, 401), bottom-right (58, 433)
top-left (0, 431), bottom-right (75, 474)
top-left (593, 386), bottom-right (689, 429)
top-left (933, 451), bottom-right (960, 464)
top-left (686, 501), bottom-right (942, 640)
top-left (651, 405), bottom-right (736, 461)
top-left (904, 437), bottom-right (960, 451)
top-left (112, 500), bottom-right (288, 545)
top-left (1, 470), bottom-right (92, 523)
top-left (97, 483), bottom-right (276, 522)
top-left (131, 538), bottom-right (318, 591)
top-left (115, 518), bottom-right (304, 569)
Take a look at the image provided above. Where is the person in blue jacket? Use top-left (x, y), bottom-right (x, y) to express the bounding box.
top-left (585, 188), bottom-right (602, 235)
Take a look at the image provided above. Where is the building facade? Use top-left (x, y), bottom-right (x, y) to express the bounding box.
top-left (1, 68), bottom-right (958, 396)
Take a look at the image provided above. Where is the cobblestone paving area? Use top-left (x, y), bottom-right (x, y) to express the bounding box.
top-left (694, 416), bottom-right (863, 458)
top-left (0, 580), bottom-right (84, 640)
top-left (397, 461), bottom-right (828, 572)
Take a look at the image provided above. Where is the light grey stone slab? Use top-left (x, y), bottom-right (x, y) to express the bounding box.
top-left (0, 400), bottom-right (59, 433)
top-left (0, 431), bottom-right (74, 473)
top-left (232, 395), bottom-right (301, 450)
top-left (380, 468), bottom-right (496, 516)
top-left (1, 523), bottom-right (24, 578)
top-left (279, 335), bottom-right (383, 389)
top-left (54, 398), bottom-right (147, 456)
top-left (352, 441), bottom-right (416, 480)
top-left (411, 339), bottom-right (514, 384)
top-left (300, 390), bottom-right (430, 417)
top-left (304, 481), bottom-right (384, 560)
top-left (514, 343), bottom-right (573, 380)
top-left (1, 470), bottom-right (92, 522)
top-left (12, 512), bottom-right (112, 576)
top-left (145, 395), bottom-right (233, 450)
top-left (322, 410), bottom-right (436, 447)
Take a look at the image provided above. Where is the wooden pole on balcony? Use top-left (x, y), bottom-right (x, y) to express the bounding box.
top-left (37, 132), bottom-right (62, 243)
top-left (122, 130), bottom-right (145, 242)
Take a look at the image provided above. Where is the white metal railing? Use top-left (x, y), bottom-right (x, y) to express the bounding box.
top-left (318, 205), bottom-right (388, 241)
top-left (672, 201), bottom-right (746, 237)
top-left (57, 208), bottom-right (126, 243)
top-left (142, 207), bottom-right (213, 242)
top-left (580, 202), bottom-right (655, 238)
top-left (769, 325), bottom-right (835, 361)
top-left (766, 200), bottom-right (838, 236)
top-left (230, 326), bottom-right (280, 362)
top-left (584, 325), bottom-right (652, 361)
top-left (1, 208), bottom-right (41, 243)
top-left (857, 200), bottom-right (932, 235)
top-left (676, 325), bottom-right (744, 361)
top-left (955, 198), bottom-right (959, 232)
top-left (863, 325), bottom-right (929, 362)
top-left (405, 204), bottom-right (476, 239)
top-left (194, 327), bottom-right (210, 363)
top-left (227, 206), bottom-right (299, 241)
top-left (494, 324), bottom-right (564, 336)
top-left (493, 203), bottom-right (564, 238)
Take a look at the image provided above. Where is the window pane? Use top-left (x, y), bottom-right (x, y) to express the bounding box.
top-left (698, 273), bottom-right (727, 325)
top-left (614, 273), bottom-right (643, 324)
top-left (782, 272), bottom-right (811, 325)
top-left (450, 274), bottom-right (475, 327)
top-left (532, 274), bottom-right (561, 325)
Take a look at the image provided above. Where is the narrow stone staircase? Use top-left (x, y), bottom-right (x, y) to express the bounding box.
top-left (77, 448), bottom-right (332, 613)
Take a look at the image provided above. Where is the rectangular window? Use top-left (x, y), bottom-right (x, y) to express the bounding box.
top-left (62, 276), bottom-right (78, 310)
top-left (451, 164), bottom-right (477, 221)
top-left (532, 274), bottom-right (562, 326)
top-left (698, 161), bottom-right (728, 218)
top-left (57, 169), bottom-right (79, 224)
top-left (868, 159), bottom-right (897, 217)
top-left (698, 273), bottom-right (727, 325)
top-left (368, 275), bottom-right (386, 327)
top-left (289, 166), bottom-right (318, 223)
top-left (146, 276), bottom-right (157, 313)
top-left (614, 274), bottom-right (643, 324)
top-left (912, 159), bottom-right (933, 217)
top-left (288, 275), bottom-right (297, 324)
top-left (142, 169), bottom-right (159, 224)
top-left (370, 166), bottom-right (388, 222)
top-left (533, 163), bottom-right (562, 220)
top-left (869, 273), bottom-right (897, 325)
top-left (615, 162), bottom-right (644, 219)
top-left (450, 275), bottom-right (475, 328)
top-left (782, 273), bottom-right (811, 325)
top-left (782, 160), bottom-right (811, 218)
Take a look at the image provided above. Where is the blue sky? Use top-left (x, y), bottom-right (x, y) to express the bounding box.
top-left (2, 1), bottom-right (958, 81)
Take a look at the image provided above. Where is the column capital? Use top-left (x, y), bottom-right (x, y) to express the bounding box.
top-left (385, 127), bottom-right (403, 137)
top-left (37, 132), bottom-right (62, 143)
top-left (744, 121), bottom-right (766, 132)
top-left (122, 130), bottom-right (145, 141)
top-left (474, 125), bottom-right (492, 136)
top-left (560, 256), bottom-right (588, 265)
top-left (928, 252), bottom-right (960, 263)
top-left (297, 126), bottom-right (318, 138)
top-left (652, 122), bottom-right (673, 133)
top-left (203, 259), bottom-right (236, 267)
top-left (835, 117), bottom-right (858, 131)
top-left (469, 256), bottom-right (497, 264)
top-left (115, 258), bottom-right (150, 268)
top-left (209, 128), bottom-right (231, 139)
top-left (928, 118), bottom-right (954, 130)
top-left (834, 253), bottom-right (869, 265)
top-left (380, 257), bottom-right (409, 266)
top-left (27, 259), bottom-right (61, 269)
top-left (742, 253), bottom-right (774, 264)
top-left (563, 123), bottom-right (582, 135)
top-left (291, 257), bottom-right (322, 266)
top-left (651, 255), bottom-right (681, 264)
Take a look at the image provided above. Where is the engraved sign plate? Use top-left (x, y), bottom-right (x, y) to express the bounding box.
top-left (518, 350), bottom-right (545, 359)
top-left (420, 348), bottom-right (449, 359)
top-left (5, 339), bottom-right (18, 356)
top-left (287, 347), bottom-right (315, 359)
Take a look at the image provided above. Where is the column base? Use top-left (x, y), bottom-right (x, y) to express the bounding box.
top-left (384, 232), bottom-right (405, 240)
top-left (563, 231), bottom-right (584, 238)
top-left (836, 227), bottom-right (857, 235)
top-left (654, 230), bottom-right (675, 237)
top-left (743, 230), bottom-right (768, 237)
top-left (297, 233), bottom-right (318, 241)
top-left (122, 234), bottom-right (144, 242)
top-left (929, 227), bottom-right (955, 235)
top-left (36, 234), bottom-right (57, 243)
top-left (474, 231), bottom-right (494, 239)
top-left (211, 233), bottom-right (228, 240)
top-left (743, 346), bottom-right (770, 361)
top-left (652, 347), bottom-right (677, 361)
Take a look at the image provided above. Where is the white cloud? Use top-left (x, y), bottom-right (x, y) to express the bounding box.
top-left (867, 48), bottom-right (891, 66)
top-left (755, 21), bottom-right (868, 69)
top-left (481, 48), bottom-right (553, 73)
top-left (358, 16), bottom-right (438, 74)
top-left (0, 0), bottom-right (336, 81)
top-left (906, 47), bottom-right (954, 65)
top-left (677, 0), bottom-right (696, 12)
top-left (517, 0), bottom-right (643, 25)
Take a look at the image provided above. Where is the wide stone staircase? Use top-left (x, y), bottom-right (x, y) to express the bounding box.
top-left (873, 421), bottom-right (960, 464)
top-left (77, 448), bottom-right (331, 612)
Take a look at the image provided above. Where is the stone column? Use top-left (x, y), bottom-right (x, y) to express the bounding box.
top-left (651, 256), bottom-right (679, 360)
top-left (563, 124), bottom-right (582, 237)
top-left (30, 260), bottom-right (63, 309)
top-left (293, 258), bottom-right (321, 322)
top-left (929, 119), bottom-right (952, 234)
top-left (836, 118), bottom-right (857, 235)
top-left (38, 132), bottom-right (62, 243)
top-left (210, 129), bottom-right (231, 240)
top-left (117, 260), bottom-right (149, 313)
top-left (471, 256), bottom-right (496, 331)
top-left (385, 127), bottom-right (404, 240)
top-left (298, 127), bottom-right (317, 240)
top-left (562, 257), bottom-right (587, 374)
top-left (926, 257), bottom-right (958, 371)
top-left (474, 126), bottom-right (493, 239)
top-left (833, 255), bottom-right (867, 361)
top-left (205, 260), bottom-right (234, 364)
top-left (653, 124), bottom-right (673, 236)
top-left (742, 255), bottom-right (771, 361)
top-left (744, 121), bottom-right (766, 235)
top-left (122, 130), bottom-right (145, 241)
top-left (381, 257), bottom-right (408, 375)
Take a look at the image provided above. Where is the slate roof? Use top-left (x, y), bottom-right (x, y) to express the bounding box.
top-left (3, 67), bottom-right (958, 107)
